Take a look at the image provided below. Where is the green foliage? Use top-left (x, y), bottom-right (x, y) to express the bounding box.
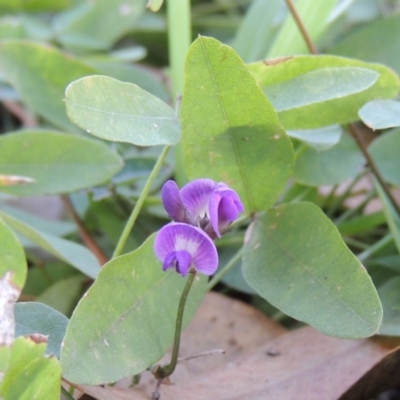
top-left (181, 36), bottom-right (294, 213)
top-left (377, 276), bottom-right (400, 336)
top-left (0, 130), bottom-right (123, 196)
top-left (60, 234), bottom-right (207, 385)
top-left (65, 75), bottom-right (180, 146)
top-left (359, 100), bottom-right (400, 130)
top-left (242, 202), bottom-right (382, 338)
top-left (0, 337), bottom-right (61, 400)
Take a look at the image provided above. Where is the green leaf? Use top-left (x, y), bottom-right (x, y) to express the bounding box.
top-left (359, 100), bottom-right (400, 130)
top-left (242, 202), bottom-right (382, 338)
top-left (267, 0), bottom-right (336, 57)
top-left (331, 14), bottom-right (400, 76)
top-left (369, 128), bottom-right (400, 188)
top-left (60, 234), bottom-right (207, 385)
top-left (53, 0), bottom-right (146, 51)
top-left (147, 0), bottom-right (163, 12)
top-left (15, 302), bottom-right (68, 358)
top-left (248, 55), bottom-right (400, 129)
top-left (0, 41), bottom-right (97, 132)
top-left (36, 275), bottom-right (86, 316)
top-left (294, 133), bottom-right (364, 186)
top-left (0, 0), bottom-right (69, 11)
top-left (181, 36), bottom-right (294, 213)
top-left (265, 67), bottom-right (378, 111)
top-left (374, 178), bottom-right (400, 255)
top-left (287, 125), bottom-right (342, 151)
top-left (377, 276), bottom-right (400, 336)
top-left (0, 130), bottom-right (123, 196)
top-left (231, 0), bottom-right (281, 63)
top-left (0, 211), bottom-right (100, 279)
top-left (0, 216), bottom-right (26, 288)
top-left (65, 75), bottom-right (180, 146)
top-left (0, 337), bottom-right (61, 400)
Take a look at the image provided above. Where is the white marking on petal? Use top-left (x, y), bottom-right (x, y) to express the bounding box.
top-left (175, 234), bottom-right (200, 256)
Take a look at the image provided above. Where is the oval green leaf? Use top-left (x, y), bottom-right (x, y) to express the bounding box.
top-left (0, 216), bottom-right (26, 288)
top-left (248, 55), bottom-right (399, 129)
top-left (287, 125), bottom-right (342, 151)
top-left (0, 211), bottom-right (100, 279)
top-left (15, 302), bottom-right (69, 358)
top-left (60, 234), bottom-right (207, 385)
top-left (0, 130), bottom-right (123, 196)
top-left (65, 75), bottom-right (180, 146)
top-left (369, 128), bottom-right (400, 187)
top-left (181, 36), bottom-right (294, 213)
top-left (0, 41), bottom-right (97, 132)
top-left (360, 100), bottom-right (400, 130)
top-left (242, 202), bottom-right (382, 338)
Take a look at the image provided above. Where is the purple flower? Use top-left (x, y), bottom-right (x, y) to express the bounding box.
top-left (161, 179), bottom-right (244, 238)
top-left (154, 223), bottom-right (218, 276)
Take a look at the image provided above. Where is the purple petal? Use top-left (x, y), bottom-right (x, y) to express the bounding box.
top-left (209, 188), bottom-right (244, 237)
top-left (161, 180), bottom-right (185, 221)
top-left (154, 222), bottom-right (219, 276)
top-left (162, 250), bottom-right (192, 276)
top-left (180, 179), bottom-right (217, 221)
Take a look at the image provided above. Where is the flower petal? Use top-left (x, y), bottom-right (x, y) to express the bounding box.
top-left (154, 222), bottom-right (218, 276)
top-left (161, 180), bottom-right (185, 221)
top-left (180, 179), bottom-right (217, 221)
top-left (209, 187), bottom-right (244, 237)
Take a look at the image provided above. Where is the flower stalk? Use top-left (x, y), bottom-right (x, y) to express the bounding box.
top-left (155, 271), bottom-right (197, 379)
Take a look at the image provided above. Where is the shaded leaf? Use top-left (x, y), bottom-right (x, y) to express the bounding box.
top-left (377, 276), bottom-right (400, 336)
top-left (181, 36), bottom-right (294, 213)
top-left (15, 302), bottom-right (69, 358)
top-left (65, 75), bottom-right (180, 146)
top-left (369, 128), bottom-right (400, 187)
top-left (0, 216), bottom-right (26, 288)
top-left (248, 55), bottom-right (400, 129)
top-left (242, 202), bottom-right (382, 338)
top-left (294, 133), bottom-right (364, 186)
top-left (0, 130), bottom-right (123, 196)
top-left (60, 234), bottom-right (207, 385)
top-left (0, 41), bottom-right (97, 132)
top-left (359, 100), bottom-right (400, 130)
top-left (0, 211), bottom-right (101, 279)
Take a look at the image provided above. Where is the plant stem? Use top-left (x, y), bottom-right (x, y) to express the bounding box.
top-left (61, 386), bottom-right (75, 400)
top-left (207, 247), bottom-right (244, 290)
top-left (112, 145), bottom-right (170, 258)
top-left (284, 0), bottom-right (400, 220)
top-left (284, 0), bottom-right (317, 54)
top-left (358, 233), bottom-right (393, 262)
top-left (156, 271), bottom-right (196, 379)
top-left (61, 195), bottom-right (108, 265)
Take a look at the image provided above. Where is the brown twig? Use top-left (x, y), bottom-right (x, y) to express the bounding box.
top-left (61, 195), bottom-right (108, 266)
top-left (1, 100), bottom-right (37, 127)
top-left (284, 0), bottom-right (400, 218)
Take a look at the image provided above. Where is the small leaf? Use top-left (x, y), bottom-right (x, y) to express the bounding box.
top-left (0, 211), bottom-right (100, 279)
top-left (248, 55), bottom-right (400, 129)
top-left (359, 100), bottom-right (400, 130)
top-left (294, 133), bottom-right (364, 186)
top-left (0, 337), bottom-right (61, 400)
top-left (369, 128), bottom-right (400, 187)
top-left (265, 67), bottom-right (378, 111)
top-left (287, 125), bottom-right (342, 151)
top-left (181, 36), bottom-right (294, 213)
top-left (377, 276), bottom-right (400, 336)
top-left (0, 130), bottom-right (123, 196)
top-left (242, 202), bottom-right (382, 338)
top-left (65, 75), bottom-right (180, 146)
top-left (0, 217), bottom-right (26, 288)
top-left (15, 302), bottom-right (69, 358)
top-left (0, 41), bottom-right (97, 132)
top-left (60, 234), bottom-right (207, 385)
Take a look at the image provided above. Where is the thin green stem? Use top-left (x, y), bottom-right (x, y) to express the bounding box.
top-left (61, 386), bottom-right (75, 400)
top-left (112, 145), bottom-right (170, 258)
top-left (358, 233), bottom-right (393, 263)
top-left (156, 271), bottom-right (196, 379)
top-left (207, 247), bottom-right (244, 291)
